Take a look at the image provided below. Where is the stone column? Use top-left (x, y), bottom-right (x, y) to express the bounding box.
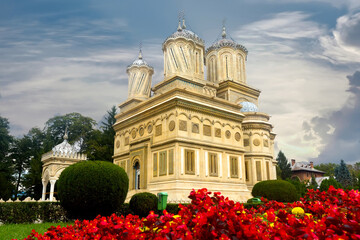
top-left (49, 180), bottom-right (56, 201)
top-left (41, 181), bottom-right (47, 201)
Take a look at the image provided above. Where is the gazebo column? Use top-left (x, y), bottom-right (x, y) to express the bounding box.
top-left (41, 180), bottom-right (47, 201)
top-left (49, 179), bottom-right (56, 201)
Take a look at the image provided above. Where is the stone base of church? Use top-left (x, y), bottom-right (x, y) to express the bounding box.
top-left (125, 180), bottom-right (252, 203)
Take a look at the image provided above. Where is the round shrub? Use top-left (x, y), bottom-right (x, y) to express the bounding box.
top-left (129, 192), bottom-right (157, 218)
top-left (57, 160), bottom-right (129, 219)
top-left (252, 180), bottom-right (298, 202)
top-left (319, 177), bottom-right (342, 192)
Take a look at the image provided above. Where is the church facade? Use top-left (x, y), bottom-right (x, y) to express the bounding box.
top-left (113, 19), bottom-right (277, 203)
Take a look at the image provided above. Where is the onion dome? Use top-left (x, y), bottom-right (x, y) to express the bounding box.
top-left (206, 26), bottom-right (248, 55)
top-left (163, 19), bottom-right (204, 48)
top-left (240, 101), bottom-right (258, 112)
top-left (127, 50), bottom-right (153, 71)
top-left (52, 130), bottom-right (80, 155)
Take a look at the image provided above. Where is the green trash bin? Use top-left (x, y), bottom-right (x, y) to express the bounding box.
top-left (157, 192), bottom-right (168, 211)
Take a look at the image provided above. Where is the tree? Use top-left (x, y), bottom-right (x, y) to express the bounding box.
top-left (0, 116), bottom-right (14, 199)
top-left (9, 135), bottom-right (33, 199)
top-left (334, 159), bottom-right (352, 187)
top-left (22, 128), bottom-right (46, 199)
top-left (314, 163), bottom-right (338, 177)
top-left (86, 106), bottom-right (117, 162)
top-left (276, 151), bottom-right (292, 180)
top-left (44, 112), bottom-right (97, 152)
top-left (309, 174), bottom-right (318, 190)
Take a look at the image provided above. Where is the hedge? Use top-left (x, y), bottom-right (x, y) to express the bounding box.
top-left (0, 202), bottom-right (68, 224)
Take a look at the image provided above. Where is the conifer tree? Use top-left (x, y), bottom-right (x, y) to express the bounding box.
top-left (334, 159), bottom-right (352, 187)
top-left (276, 151), bottom-right (292, 180)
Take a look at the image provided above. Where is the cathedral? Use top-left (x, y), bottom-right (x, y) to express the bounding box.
top-left (113, 18), bottom-right (277, 202)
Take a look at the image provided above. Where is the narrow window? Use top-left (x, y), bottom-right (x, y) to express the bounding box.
top-left (168, 149), bottom-right (174, 175)
top-left (209, 153), bottom-right (218, 176)
top-left (245, 161), bottom-right (249, 181)
top-left (136, 73), bottom-right (145, 92)
top-left (170, 48), bottom-right (178, 69)
top-left (225, 56), bottom-right (229, 79)
top-left (134, 161), bottom-right (140, 190)
top-left (256, 161), bottom-right (262, 181)
top-left (153, 153), bottom-right (158, 177)
top-left (180, 46), bottom-right (188, 69)
top-left (266, 161), bottom-right (270, 180)
top-left (159, 151), bottom-right (167, 176)
top-left (185, 149), bottom-right (195, 175)
top-left (230, 156), bottom-right (238, 178)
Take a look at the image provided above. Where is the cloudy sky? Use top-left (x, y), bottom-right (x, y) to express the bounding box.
top-left (1, 0), bottom-right (359, 165)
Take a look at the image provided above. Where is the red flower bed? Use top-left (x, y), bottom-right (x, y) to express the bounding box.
top-left (23, 186), bottom-right (360, 240)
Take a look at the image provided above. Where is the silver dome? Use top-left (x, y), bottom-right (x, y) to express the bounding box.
top-left (240, 101), bottom-right (258, 112)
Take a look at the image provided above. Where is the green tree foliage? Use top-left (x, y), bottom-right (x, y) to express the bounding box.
top-left (252, 180), bottom-right (298, 202)
top-left (22, 128), bottom-right (46, 199)
top-left (44, 112), bottom-right (97, 152)
top-left (287, 178), bottom-right (307, 199)
top-left (57, 161), bottom-right (129, 219)
top-left (314, 163), bottom-right (338, 176)
top-left (276, 151), bottom-right (292, 180)
top-left (309, 175), bottom-right (318, 190)
top-left (9, 136), bottom-right (33, 199)
top-left (86, 106), bottom-right (117, 162)
top-left (335, 159), bottom-right (352, 187)
top-left (319, 177), bottom-right (342, 192)
top-left (0, 116), bottom-right (14, 199)
top-left (129, 192), bottom-right (158, 218)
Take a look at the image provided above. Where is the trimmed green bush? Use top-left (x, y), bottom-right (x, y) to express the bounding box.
top-left (287, 179), bottom-right (307, 199)
top-left (0, 202), bottom-right (68, 224)
top-left (129, 192), bottom-right (157, 218)
top-left (319, 177), bottom-right (342, 192)
top-left (252, 180), bottom-right (298, 202)
top-left (57, 161), bottom-right (129, 219)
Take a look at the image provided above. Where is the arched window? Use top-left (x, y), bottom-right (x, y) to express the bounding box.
top-left (134, 161), bottom-right (140, 190)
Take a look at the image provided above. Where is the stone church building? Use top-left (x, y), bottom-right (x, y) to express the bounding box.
top-left (113, 19), bottom-right (277, 202)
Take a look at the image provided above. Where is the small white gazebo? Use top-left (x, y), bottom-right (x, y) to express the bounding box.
top-left (41, 131), bottom-right (86, 201)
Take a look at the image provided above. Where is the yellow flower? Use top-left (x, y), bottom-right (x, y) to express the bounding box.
top-left (292, 207), bottom-right (305, 217)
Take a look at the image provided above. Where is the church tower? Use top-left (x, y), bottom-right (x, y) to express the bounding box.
top-left (162, 18), bottom-right (205, 82)
top-left (120, 50), bottom-right (154, 112)
top-left (206, 26), bottom-right (248, 84)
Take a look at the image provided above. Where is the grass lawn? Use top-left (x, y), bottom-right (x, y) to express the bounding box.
top-left (0, 222), bottom-right (73, 240)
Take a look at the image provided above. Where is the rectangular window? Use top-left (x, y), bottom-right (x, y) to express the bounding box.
top-left (209, 153), bottom-right (218, 176)
top-left (168, 149), bottom-right (174, 175)
top-left (159, 151), bottom-right (167, 176)
top-left (266, 161), bottom-right (270, 180)
top-left (185, 149), bottom-right (195, 175)
top-left (230, 156), bottom-right (238, 178)
top-left (153, 153), bottom-right (158, 177)
top-left (245, 161), bottom-right (249, 181)
top-left (256, 161), bottom-right (262, 181)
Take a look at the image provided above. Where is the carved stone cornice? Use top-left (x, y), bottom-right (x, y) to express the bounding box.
top-left (242, 123), bottom-right (273, 132)
top-left (217, 80), bottom-right (261, 98)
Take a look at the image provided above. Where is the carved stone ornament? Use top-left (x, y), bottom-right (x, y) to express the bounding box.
top-left (125, 137), bottom-right (129, 146)
top-left (116, 140), bottom-right (120, 148)
top-left (179, 120), bottom-right (187, 131)
top-left (225, 130), bottom-right (231, 139)
top-left (244, 139), bottom-right (249, 146)
top-left (155, 124), bottom-right (162, 136)
top-left (139, 127), bottom-right (144, 136)
top-left (203, 125), bottom-right (211, 136)
top-left (235, 132), bottom-right (241, 141)
top-left (192, 123), bottom-right (199, 133)
top-left (147, 124), bottom-right (153, 133)
top-left (264, 139), bottom-right (269, 147)
top-left (132, 130), bottom-right (136, 139)
top-left (215, 128), bottom-right (221, 138)
top-left (169, 120), bottom-right (175, 131)
top-left (253, 138), bottom-right (260, 146)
